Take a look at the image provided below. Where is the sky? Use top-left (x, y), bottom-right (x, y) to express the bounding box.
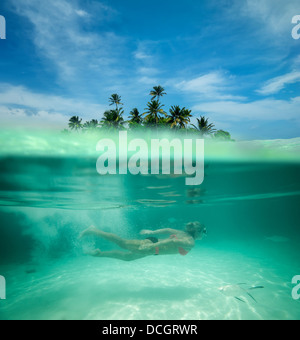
top-left (0, 0), bottom-right (300, 140)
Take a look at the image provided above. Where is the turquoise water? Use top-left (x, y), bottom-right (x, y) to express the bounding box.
top-left (0, 131), bottom-right (300, 320)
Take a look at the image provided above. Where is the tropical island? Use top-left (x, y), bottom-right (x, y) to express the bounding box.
top-left (64, 86), bottom-right (234, 141)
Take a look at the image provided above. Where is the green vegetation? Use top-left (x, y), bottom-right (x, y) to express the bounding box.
top-left (68, 116), bottom-right (83, 131)
top-left (65, 86), bottom-right (233, 140)
top-left (191, 116), bottom-right (216, 137)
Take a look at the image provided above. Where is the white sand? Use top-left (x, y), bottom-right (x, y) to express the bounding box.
top-left (1, 242), bottom-right (299, 320)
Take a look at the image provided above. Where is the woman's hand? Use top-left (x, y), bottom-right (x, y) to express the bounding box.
top-left (140, 229), bottom-right (153, 235)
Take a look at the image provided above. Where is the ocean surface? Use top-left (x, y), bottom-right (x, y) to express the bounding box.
top-left (0, 130), bottom-right (299, 320)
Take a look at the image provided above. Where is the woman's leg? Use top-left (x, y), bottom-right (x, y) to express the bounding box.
top-left (88, 249), bottom-right (148, 262)
top-left (80, 226), bottom-right (142, 252)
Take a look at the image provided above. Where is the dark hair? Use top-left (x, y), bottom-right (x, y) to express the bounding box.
top-left (185, 221), bottom-right (206, 239)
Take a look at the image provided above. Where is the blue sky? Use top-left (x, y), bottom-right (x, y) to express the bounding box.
top-left (0, 0), bottom-right (300, 139)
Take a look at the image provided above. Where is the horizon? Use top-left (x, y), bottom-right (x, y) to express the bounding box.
top-left (0, 0), bottom-right (300, 140)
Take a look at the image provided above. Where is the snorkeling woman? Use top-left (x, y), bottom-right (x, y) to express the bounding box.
top-left (79, 221), bottom-right (207, 261)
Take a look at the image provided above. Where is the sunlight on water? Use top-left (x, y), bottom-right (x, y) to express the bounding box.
top-left (0, 130), bottom-right (299, 320)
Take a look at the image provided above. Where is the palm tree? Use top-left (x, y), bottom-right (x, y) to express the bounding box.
top-left (109, 94), bottom-right (123, 110)
top-left (143, 100), bottom-right (166, 125)
top-left (68, 116), bottom-right (83, 131)
top-left (181, 108), bottom-right (193, 128)
top-left (168, 106), bottom-right (193, 129)
top-left (191, 116), bottom-right (216, 137)
top-left (101, 108), bottom-right (125, 129)
top-left (83, 119), bottom-right (99, 130)
top-left (128, 108), bottom-right (144, 129)
top-left (128, 108), bottom-right (143, 124)
top-left (149, 86), bottom-right (166, 101)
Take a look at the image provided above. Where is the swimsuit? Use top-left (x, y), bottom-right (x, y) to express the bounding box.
top-left (145, 237), bottom-right (160, 255)
top-left (145, 235), bottom-right (190, 256)
top-left (145, 237), bottom-right (159, 244)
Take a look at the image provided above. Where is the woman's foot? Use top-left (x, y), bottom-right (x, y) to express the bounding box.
top-left (79, 225), bottom-right (98, 239)
top-left (85, 248), bottom-right (102, 257)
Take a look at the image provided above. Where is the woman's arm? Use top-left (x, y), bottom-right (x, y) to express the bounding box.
top-left (139, 236), bottom-right (193, 252)
top-left (140, 228), bottom-right (179, 236)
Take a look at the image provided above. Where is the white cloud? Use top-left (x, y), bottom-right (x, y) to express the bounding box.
top-left (175, 72), bottom-right (245, 100)
top-left (134, 51), bottom-right (152, 60)
top-left (0, 83), bottom-right (107, 128)
top-left (133, 42), bottom-right (164, 87)
top-left (133, 42), bottom-right (155, 62)
top-left (177, 72), bottom-right (223, 92)
top-left (10, 0), bottom-right (124, 85)
top-left (0, 106), bottom-right (68, 129)
top-left (0, 84), bottom-right (105, 115)
top-left (75, 9), bottom-right (88, 17)
top-left (136, 67), bottom-right (161, 85)
top-left (238, 0), bottom-right (300, 37)
top-left (138, 67), bottom-right (160, 76)
top-left (192, 97), bottom-right (300, 139)
top-left (257, 71), bottom-right (300, 95)
top-left (193, 98), bottom-right (300, 121)
top-left (138, 77), bottom-right (159, 85)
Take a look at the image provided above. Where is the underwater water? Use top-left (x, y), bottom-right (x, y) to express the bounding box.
top-left (0, 130), bottom-right (300, 320)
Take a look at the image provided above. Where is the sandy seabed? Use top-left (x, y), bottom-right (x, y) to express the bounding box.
top-left (1, 241), bottom-right (299, 320)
